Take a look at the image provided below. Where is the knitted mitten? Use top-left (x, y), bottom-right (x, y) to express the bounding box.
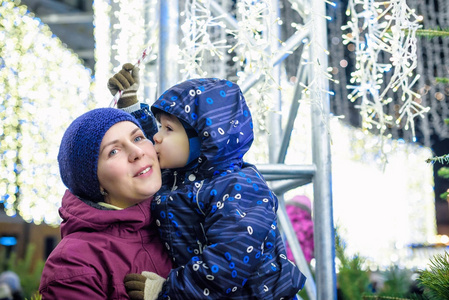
top-left (124, 273), bottom-right (145, 300)
top-left (107, 63), bottom-right (140, 109)
top-left (142, 271), bottom-right (166, 300)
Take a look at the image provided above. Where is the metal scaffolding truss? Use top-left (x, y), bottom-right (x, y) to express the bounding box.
top-left (156, 1), bottom-right (336, 299)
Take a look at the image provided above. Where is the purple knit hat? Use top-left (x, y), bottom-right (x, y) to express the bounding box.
top-left (58, 108), bottom-right (142, 202)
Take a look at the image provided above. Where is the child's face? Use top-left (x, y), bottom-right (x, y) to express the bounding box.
top-left (153, 114), bottom-right (190, 169)
top-left (97, 121), bottom-right (162, 208)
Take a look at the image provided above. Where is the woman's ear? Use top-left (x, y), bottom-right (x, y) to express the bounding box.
top-left (100, 188), bottom-right (108, 196)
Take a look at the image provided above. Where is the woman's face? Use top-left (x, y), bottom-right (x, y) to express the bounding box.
top-left (97, 121), bottom-right (161, 208)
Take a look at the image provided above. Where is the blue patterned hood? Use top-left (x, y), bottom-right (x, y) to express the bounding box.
top-left (151, 78), bottom-right (253, 175)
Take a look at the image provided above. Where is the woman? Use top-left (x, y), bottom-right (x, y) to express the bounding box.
top-left (39, 108), bottom-right (172, 299)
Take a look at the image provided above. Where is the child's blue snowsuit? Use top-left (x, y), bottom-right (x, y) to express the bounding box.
top-left (150, 78), bottom-right (306, 299)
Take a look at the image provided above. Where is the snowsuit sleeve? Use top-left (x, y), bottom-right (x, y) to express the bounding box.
top-left (157, 167), bottom-right (305, 299)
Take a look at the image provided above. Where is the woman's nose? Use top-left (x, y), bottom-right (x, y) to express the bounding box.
top-left (129, 145), bottom-right (145, 161)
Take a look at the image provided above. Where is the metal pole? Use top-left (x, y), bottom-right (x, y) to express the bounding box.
top-left (270, 179), bottom-right (313, 195)
top-left (256, 164), bottom-right (316, 176)
top-left (310, 0), bottom-right (337, 298)
top-left (268, 0), bottom-right (282, 163)
top-left (158, 0), bottom-right (179, 94)
top-left (277, 60), bottom-right (307, 164)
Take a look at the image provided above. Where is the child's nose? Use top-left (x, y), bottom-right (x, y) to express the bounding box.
top-left (153, 132), bottom-right (161, 144)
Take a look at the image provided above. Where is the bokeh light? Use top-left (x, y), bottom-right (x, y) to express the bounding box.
top-left (0, 0), bottom-right (94, 225)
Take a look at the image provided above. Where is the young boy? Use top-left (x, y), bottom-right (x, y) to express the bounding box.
top-left (109, 70), bottom-right (306, 299)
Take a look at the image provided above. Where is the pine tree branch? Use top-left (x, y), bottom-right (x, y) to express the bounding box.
top-left (415, 28), bottom-right (449, 39)
top-left (426, 154), bottom-right (449, 164)
top-left (418, 252), bottom-right (449, 299)
top-left (435, 77), bottom-right (449, 84)
top-left (363, 296), bottom-right (412, 300)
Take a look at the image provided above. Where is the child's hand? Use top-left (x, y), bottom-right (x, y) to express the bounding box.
top-left (108, 63), bottom-right (140, 108)
top-left (124, 273), bottom-right (145, 300)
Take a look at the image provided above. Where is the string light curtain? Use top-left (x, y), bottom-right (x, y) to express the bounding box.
top-left (94, 0), bottom-right (319, 128)
top-left (0, 1), bottom-right (93, 225)
top-left (340, 0), bottom-right (425, 163)
top-left (328, 0), bottom-right (449, 148)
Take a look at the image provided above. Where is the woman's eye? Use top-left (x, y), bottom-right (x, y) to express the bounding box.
top-left (109, 149), bottom-right (118, 157)
top-left (134, 136), bottom-right (145, 142)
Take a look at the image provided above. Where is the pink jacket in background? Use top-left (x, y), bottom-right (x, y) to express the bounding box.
top-left (285, 195), bottom-right (314, 263)
top-left (39, 190), bottom-right (172, 299)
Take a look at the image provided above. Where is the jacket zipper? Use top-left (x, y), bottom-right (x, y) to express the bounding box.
top-left (195, 180), bottom-right (205, 215)
top-left (197, 222), bottom-right (208, 253)
top-left (200, 222), bottom-right (208, 245)
top-left (171, 171), bottom-right (177, 191)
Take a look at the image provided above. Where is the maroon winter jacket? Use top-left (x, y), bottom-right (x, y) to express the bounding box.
top-left (39, 190), bottom-right (172, 299)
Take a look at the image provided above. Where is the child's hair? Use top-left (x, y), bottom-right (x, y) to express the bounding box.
top-left (153, 110), bottom-right (171, 123)
top-left (58, 108), bottom-right (143, 202)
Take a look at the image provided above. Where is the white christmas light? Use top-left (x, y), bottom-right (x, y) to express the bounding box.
top-left (342, 0), bottom-right (428, 154)
top-left (0, 1), bottom-right (93, 225)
